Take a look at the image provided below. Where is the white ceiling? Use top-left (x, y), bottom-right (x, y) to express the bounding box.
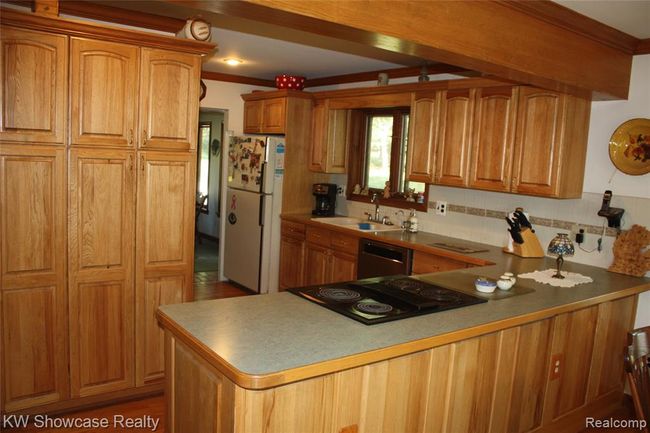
top-left (203, 27), bottom-right (404, 79)
top-left (555, 0), bottom-right (650, 39)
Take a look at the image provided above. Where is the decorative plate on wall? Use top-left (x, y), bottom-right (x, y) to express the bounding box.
top-left (609, 118), bottom-right (650, 175)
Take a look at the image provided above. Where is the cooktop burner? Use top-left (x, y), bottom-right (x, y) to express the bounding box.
top-left (318, 287), bottom-right (361, 301)
top-left (289, 276), bottom-right (487, 325)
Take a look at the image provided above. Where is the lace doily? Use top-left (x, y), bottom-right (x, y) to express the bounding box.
top-left (517, 268), bottom-right (594, 288)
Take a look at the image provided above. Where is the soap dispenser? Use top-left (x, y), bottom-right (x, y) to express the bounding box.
top-left (407, 209), bottom-right (418, 233)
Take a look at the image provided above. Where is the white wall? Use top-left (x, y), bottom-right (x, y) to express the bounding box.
top-left (332, 55), bottom-right (650, 327)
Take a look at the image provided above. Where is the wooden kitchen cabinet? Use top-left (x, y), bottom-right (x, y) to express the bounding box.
top-left (310, 100), bottom-right (350, 173)
top-left (68, 148), bottom-right (135, 397)
top-left (0, 27), bottom-right (67, 144)
top-left (406, 91), bottom-right (440, 183)
top-left (330, 250), bottom-right (357, 283)
top-left (279, 221), bottom-right (306, 290)
top-left (0, 145), bottom-right (68, 412)
top-left (304, 243), bottom-right (331, 286)
top-left (70, 38), bottom-right (139, 147)
top-left (435, 89), bottom-right (475, 187)
top-left (511, 87), bottom-right (591, 198)
top-left (468, 86), bottom-right (518, 192)
top-left (135, 151), bottom-right (195, 385)
top-left (139, 49), bottom-right (200, 150)
top-left (243, 97), bottom-right (287, 134)
top-left (411, 250), bottom-right (470, 274)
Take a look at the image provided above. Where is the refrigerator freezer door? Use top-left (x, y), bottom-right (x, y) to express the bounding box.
top-left (224, 188), bottom-right (263, 292)
top-left (227, 136), bottom-right (272, 193)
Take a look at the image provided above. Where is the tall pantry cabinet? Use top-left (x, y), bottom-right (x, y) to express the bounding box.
top-left (0, 10), bottom-right (212, 414)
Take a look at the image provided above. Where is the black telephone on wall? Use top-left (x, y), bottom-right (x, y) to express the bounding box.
top-left (597, 190), bottom-right (624, 228)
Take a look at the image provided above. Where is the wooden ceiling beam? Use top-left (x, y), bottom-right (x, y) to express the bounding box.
top-left (635, 39), bottom-right (650, 55)
top-left (304, 64), bottom-right (474, 88)
top-left (201, 71), bottom-right (275, 87)
top-left (164, 0), bottom-right (633, 100)
top-left (58, 1), bottom-right (186, 33)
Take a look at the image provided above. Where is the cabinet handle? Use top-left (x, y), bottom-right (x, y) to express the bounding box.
top-left (128, 129), bottom-right (133, 145)
top-left (128, 154), bottom-right (133, 172)
top-left (140, 155), bottom-right (145, 171)
top-left (143, 130), bottom-right (148, 145)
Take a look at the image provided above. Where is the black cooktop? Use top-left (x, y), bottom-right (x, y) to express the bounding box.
top-left (288, 276), bottom-right (487, 325)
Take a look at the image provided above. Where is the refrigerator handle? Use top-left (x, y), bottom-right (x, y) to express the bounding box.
top-left (259, 161), bottom-right (266, 193)
top-left (259, 194), bottom-right (265, 227)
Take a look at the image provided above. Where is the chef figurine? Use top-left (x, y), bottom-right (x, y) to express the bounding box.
top-left (406, 188), bottom-right (416, 202)
top-left (383, 181), bottom-right (391, 199)
top-left (353, 184), bottom-right (361, 195)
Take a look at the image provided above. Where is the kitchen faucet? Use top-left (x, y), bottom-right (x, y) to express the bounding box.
top-left (363, 193), bottom-right (393, 225)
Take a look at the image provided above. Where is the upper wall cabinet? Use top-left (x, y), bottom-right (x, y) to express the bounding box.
top-left (139, 49), bottom-right (200, 151)
top-left (435, 89), bottom-right (475, 187)
top-left (406, 91), bottom-right (440, 183)
top-left (511, 87), bottom-right (591, 198)
top-left (70, 38), bottom-right (139, 147)
top-left (243, 97), bottom-right (287, 134)
top-left (0, 27), bottom-right (67, 144)
top-left (309, 100), bottom-right (350, 173)
top-left (468, 86), bottom-right (518, 192)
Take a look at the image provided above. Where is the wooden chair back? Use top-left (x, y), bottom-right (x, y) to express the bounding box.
top-left (625, 326), bottom-right (650, 432)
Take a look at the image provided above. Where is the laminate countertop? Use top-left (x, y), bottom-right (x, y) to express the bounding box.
top-left (158, 216), bottom-right (650, 390)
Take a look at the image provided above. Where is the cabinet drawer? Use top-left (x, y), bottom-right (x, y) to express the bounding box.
top-left (412, 250), bottom-right (468, 274)
top-left (281, 221), bottom-right (305, 239)
top-left (330, 232), bottom-right (358, 255)
top-left (306, 227), bottom-right (331, 247)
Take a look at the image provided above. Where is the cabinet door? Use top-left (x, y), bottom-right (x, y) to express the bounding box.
top-left (329, 250), bottom-right (357, 283)
top-left (406, 92), bottom-right (439, 183)
top-left (0, 27), bottom-right (67, 144)
top-left (261, 98), bottom-right (286, 134)
top-left (243, 100), bottom-right (263, 134)
top-left (136, 151), bottom-right (195, 385)
top-left (435, 89), bottom-right (474, 187)
top-left (0, 145), bottom-right (68, 412)
top-left (511, 87), bottom-right (566, 197)
top-left (325, 109), bottom-right (349, 173)
top-left (309, 101), bottom-right (327, 172)
top-left (140, 49), bottom-right (200, 150)
top-left (70, 38), bottom-right (139, 147)
top-left (304, 243), bottom-right (330, 286)
top-left (468, 87), bottom-right (518, 192)
top-left (68, 148), bottom-right (135, 397)
top-left (279, 235), bottom-right (305, 290)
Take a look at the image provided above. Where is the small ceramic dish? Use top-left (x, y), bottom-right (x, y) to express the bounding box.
top-left (503, 272), bottom-right (516, 284)
top-left (497, 275), bottom-right (514, 291)
top-left (475, 278), bottom-right (497, 293)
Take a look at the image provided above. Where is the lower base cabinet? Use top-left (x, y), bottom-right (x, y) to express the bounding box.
top-left (164, 295), bottom-right (637, 433)
top-left (279, 221), bottom-right (358, 290)
top-left (412, 250), bottom-right (471, 274)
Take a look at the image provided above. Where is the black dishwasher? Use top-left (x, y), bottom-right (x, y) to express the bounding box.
top-left (357, 238), bottom-right (413, 279)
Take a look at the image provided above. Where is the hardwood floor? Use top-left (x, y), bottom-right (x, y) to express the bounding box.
top-left (193, 271), bottom-right (254, 300)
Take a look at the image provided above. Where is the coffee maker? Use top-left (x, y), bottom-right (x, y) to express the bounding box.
top-left (312, 183), bottom-right (337, 216)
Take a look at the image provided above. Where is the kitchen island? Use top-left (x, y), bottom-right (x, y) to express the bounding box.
top-left (158, 237), bottom-right (649, 433)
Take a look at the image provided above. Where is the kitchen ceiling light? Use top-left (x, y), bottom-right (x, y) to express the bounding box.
top-left (223, 58), bottom-right (243, 66)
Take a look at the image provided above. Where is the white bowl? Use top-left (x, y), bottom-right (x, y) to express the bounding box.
top-left (497, 278), bottom-right (514, 291)
top-left (475, 278), bottom-right (497, 293)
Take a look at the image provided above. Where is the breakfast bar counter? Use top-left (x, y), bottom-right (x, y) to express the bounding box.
top-left (158, 227), bottom-right (649, 433)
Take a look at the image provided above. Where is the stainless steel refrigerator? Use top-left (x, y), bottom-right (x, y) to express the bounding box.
top-left (224, 135), bottom-right (284, 293)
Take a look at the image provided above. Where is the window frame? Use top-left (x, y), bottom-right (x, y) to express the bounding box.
top-left (347, 107), bottom-right (428, 212)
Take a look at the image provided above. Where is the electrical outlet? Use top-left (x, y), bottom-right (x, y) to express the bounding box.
top-left (435, 201), bottom-right (447, 216)
top-left (337, 185), bottom-right (346, 197)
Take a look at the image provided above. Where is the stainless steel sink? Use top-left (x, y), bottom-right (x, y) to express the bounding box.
top-left (311, 217), bottom-right (402, 232)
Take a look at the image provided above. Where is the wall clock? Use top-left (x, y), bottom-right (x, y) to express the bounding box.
top-left (609, 118), bottom-right (650, 175)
